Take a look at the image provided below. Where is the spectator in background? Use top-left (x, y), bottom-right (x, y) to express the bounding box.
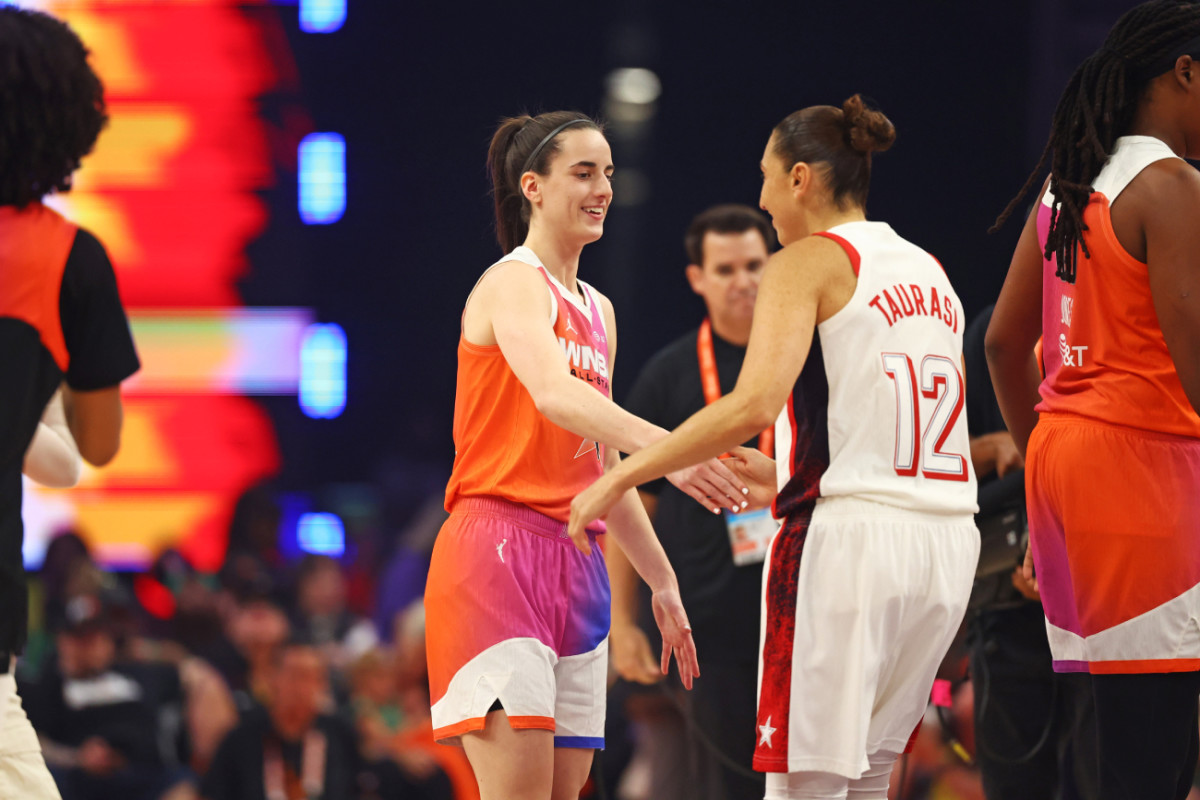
top-left (201, 640), bottom-right (379, 800)
top-left (21, 593), bottom-right (195, 800)
top-left (374, 495), bottom-right (444, 643)
top-left (349, 647), bottom-right (454, 800)
top-left (291, 555), bottom-right (378, 678)
top-left (207, 595), bottom-right (291, 711)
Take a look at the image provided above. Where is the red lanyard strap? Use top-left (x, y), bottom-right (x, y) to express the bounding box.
top-left (264, 729), bottom-right (327, 800)
top-left (697, 318), bottom-right (773, 457)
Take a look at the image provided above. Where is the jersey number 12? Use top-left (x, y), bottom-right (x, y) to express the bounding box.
top-left (881, 353), bottom-right (968, 481)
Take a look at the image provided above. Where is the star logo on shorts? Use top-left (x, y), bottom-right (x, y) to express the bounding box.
top-left (758, 716), bottom-right (777, 748)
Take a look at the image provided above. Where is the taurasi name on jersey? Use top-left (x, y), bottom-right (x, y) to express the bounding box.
top-left (868, 283), bottom-right (959, 333)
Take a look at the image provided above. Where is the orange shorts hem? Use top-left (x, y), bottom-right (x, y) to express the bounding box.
top-left (433, 714), bottom-right (555, 743)
top-left (1089, 658), bottom-right (1200, 675)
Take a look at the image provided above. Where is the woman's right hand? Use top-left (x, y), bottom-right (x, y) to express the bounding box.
top-left (666, 458), bottom-right (748, 515)
top-left (724, 446), bottom-right (778, 510)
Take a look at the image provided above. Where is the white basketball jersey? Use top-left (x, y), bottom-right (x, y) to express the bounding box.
top-left (773, 221), bottom-right (979, 517)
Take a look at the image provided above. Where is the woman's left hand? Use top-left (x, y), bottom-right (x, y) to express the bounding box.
top-left (651, 587), bottom-right (699, 689)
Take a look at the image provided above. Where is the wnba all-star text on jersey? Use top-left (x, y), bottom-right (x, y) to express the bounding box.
top-left (559, 336), bottom-right (610, 390)
top-left (867, 282), bottom-right (960, 332)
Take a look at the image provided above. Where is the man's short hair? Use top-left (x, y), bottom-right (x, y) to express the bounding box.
top-left (684, 204), bottom-right (775, 266)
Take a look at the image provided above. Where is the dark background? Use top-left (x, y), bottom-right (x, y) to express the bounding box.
top-left (241, 0), bottom-right (1139, 499)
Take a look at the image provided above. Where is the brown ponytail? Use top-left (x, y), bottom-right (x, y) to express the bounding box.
top-left (485, 111), bottom-right (603, 253)
top-left (771, 94), bottom-right (896, 210)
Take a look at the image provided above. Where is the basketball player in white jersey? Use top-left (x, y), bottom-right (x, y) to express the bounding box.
top-left (569, 95), bottom-right (980, 800)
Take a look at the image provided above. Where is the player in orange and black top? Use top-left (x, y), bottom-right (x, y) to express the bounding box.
top-left (0, 7), bottom-right (139, 795)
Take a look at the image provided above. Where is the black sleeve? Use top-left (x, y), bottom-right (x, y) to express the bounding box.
top-left (199, 726), bottom-right (251, 800)
top-left (58, 228), bottom-right (140, 391)
top-left (963, 304), bottom-right (1002, 438)
top-left (623, 353), bottom-right (672, 497)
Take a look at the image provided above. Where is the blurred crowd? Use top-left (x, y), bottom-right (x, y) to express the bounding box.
top-left (16, 485), bottom-right (474, 800)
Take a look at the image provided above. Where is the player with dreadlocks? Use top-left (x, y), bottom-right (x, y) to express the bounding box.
top-left (987, 2), bottom-right (1200, 798)
top-left (0, 6), bottom-right (140, 796)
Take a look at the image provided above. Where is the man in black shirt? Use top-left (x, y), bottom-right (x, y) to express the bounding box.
top-left (201, 641), bottom-right (362, 800)
top-left (0, 7), bottom-right (140, 796)
top-left (611, 204), bottom-right (773, 800)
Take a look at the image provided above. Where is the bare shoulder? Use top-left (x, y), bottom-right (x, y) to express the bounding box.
top-left (766, 233), bottom-right (854, 289)
top-left (773, 233), bottom-right (852, 270)
top-left (473, 258), bottom-right (547, 297)
top-left (1137, 157), bottom-right (1200, 200)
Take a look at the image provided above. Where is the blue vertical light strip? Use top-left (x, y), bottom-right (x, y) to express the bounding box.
top-left (299, 0), bottom-right (346, 33)
top-left (298, 133), bottom-right (346, 225)
top-left (296, 512), bottom-right (346, 556)
top-left (299, 323), bottom-right (347, 418)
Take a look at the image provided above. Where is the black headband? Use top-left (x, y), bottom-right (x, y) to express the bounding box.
top-left (520, 118), bottom-right (590, 175)
top-left (1127, 34), bottom-right (1200, 83)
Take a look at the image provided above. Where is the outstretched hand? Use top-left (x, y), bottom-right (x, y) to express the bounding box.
top-left (725, 446), bottom-right (777, 510)
top-left (568, 474), bottom-right (624, 556)
top-left (667, 457), bottom-right (748, 515)
top-left (651, 587), bottom-right (699, 690)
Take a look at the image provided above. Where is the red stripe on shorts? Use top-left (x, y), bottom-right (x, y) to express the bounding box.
top-left (753, 509), bottom-right (813, 772)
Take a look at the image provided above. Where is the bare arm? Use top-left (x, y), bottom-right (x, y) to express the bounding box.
top-left (969, 431), bottom-right (1024, 479)
top-left (469, 261), bottom-right (663, 454)
top-left (62, 385), bottom-right (124, 467)
top-left (598, 449), bottom-right (698, 687)
top-left (986, 189), bottom-right (1046, 456)
top-left (23, 388), bottom-right (83, 487)
top-left (568, 237), bottom-right (841, 537)
top-left (470, 262), bottom-right (745, 507)
top-left (606, 491), bottom-right (665, 684)
top-left (1144, 163), bottom-right (1200, 414)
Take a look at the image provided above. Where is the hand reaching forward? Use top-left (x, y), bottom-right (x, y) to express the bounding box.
top-left (568, 473), bottom-right (624, 555)
top-left (666, 457), bottom-right (749, 515)
top-left (651, 586), bottom-right (700, 690)
top-left (725, 446), bottom-right (778, 510)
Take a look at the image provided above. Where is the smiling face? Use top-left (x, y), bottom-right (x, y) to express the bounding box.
top-left (687, 229), bottom-right (768, 332)
top-left (523, 128), bottom-right (614, 246)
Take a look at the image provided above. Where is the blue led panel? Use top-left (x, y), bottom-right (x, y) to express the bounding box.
top-left (297, 512), bottom-right (345, 556)
top-left (298, 133), bottom-right (345, 224)
top-left (299, 323), bottom-right (347, 418)
top-left (300, 0), bottom-right (346, 33)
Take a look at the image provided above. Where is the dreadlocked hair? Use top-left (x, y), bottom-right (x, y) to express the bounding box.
top-left (991, 0), bottom-right (1200, 283)
top-left (0, 7), bottom-right (108, 208)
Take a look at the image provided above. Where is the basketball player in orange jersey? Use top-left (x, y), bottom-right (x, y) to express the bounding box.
top-left (987, 3), bottom-right (1200, 798)
top-left (425, 111), bottom-right (737, 800)
top-left (571, 96), bottom-right (980, 800)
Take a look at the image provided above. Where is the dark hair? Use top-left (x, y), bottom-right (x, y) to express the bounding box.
top-left (684, 204), bottom-right (775, 265)
top-left (0, 7), bottom-right (108, 208)
top-left (993, 1), bottom-right (1200, 283)
top-left (770, 95), bottom-right (896, 211)
top-left (486, 111), bottom-right (604, 253)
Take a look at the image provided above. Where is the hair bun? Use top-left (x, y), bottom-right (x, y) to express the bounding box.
top-left (842, 95), bottom-right (896, 154)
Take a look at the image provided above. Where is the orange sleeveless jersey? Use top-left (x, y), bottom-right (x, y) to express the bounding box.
top-left (1037, 190), bottom-right (1200, 438)
top-left (444, 264), bottom-right (612, 524)
top-left (0, 203), bottom-right (77, 372)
